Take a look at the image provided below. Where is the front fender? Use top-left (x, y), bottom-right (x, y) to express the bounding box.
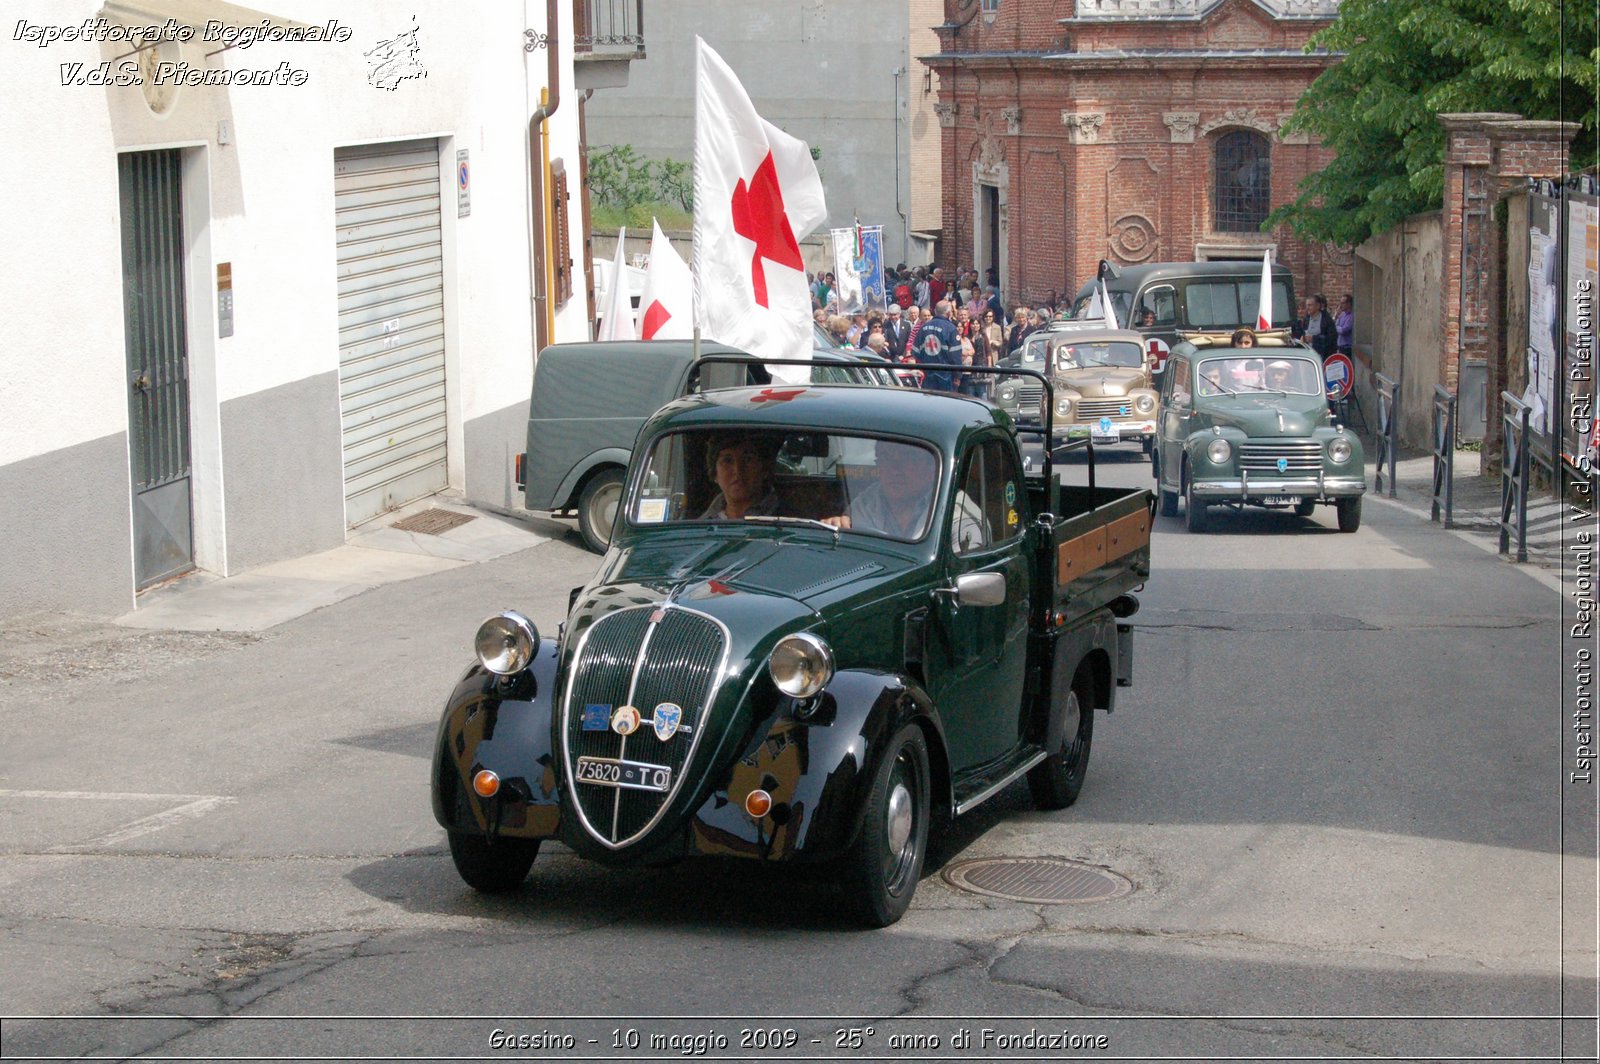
top-left (687, 669), bottom-right (949, 863)
top-left (1184, 426), bottom-right (1247, 475)
top-left (430, 638), bottom-right (563, 840)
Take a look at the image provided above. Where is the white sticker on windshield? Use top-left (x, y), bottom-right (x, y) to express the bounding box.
top-left (636, 497), bottom-right (668, 524)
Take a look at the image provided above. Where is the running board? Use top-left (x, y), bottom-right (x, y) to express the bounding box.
top-left (953, 747), bottom-right (1049, 816)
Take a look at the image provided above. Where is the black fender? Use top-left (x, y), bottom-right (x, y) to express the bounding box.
top-left (430, 638), bottom-right (563, 841)
top-left (686, 669), bottom-right (950, 863)
top-left (1032, 607), bottom-right (1119, 753)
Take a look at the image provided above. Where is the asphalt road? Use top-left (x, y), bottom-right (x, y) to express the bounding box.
top-left (0, 446), bottom-right (1591, 1062)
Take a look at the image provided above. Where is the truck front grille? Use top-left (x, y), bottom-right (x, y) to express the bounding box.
top-left (562, 605), bottom-right (727, 847)
top-left (1074, 397), bottom-right (1134, 420)
top-left (1239, 440), bottom-right (1323, 475)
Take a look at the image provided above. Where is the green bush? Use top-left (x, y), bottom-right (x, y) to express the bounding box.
top-left (589, 146), bottom-right (694, 216)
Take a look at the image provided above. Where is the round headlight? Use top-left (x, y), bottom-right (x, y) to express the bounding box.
top-left (475, 611), bottom-right (538, 676)
top-left (1055, 397), bottom-right (1073, 418)
top-left (998, 384), bottom-right (1017, 403)
top-left (768, 632), bottom-right (834, 699)
top-left (1328, 437), bottom-right (1353, 464)
top-left (1206, 438), bottom-right (1232, 464)
top-left (1134, 393), bottom-right (1157, 414)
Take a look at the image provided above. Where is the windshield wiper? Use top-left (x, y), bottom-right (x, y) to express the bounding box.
top-left (742, 515), bottom-right (842, 539)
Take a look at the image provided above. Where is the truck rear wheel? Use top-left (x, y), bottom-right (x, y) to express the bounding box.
top-left (841, 724), bottom-right (930, 927)
top-left (1028, 671), bottom-right (1094, 811)
top-left (448, 832), bottom-right (539, 893)
top-left (577, 467), bottom-right (625, 554)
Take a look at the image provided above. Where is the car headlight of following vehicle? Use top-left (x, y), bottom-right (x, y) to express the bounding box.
top-left (475, 610), bottom-right (539, 675)
top-left (997, 383), bottom-right (1017, 404)
top-left (1133, 393), bottom-right (1157, 415)
top-left (768, 632), bottom-right (835, 699)
top-left (1327, 437), bottom-right (1353, 464)
top-left (1055, 396), bottom-right (1073, 418)
top-left (1206, 438), bottom-right (1232, 464)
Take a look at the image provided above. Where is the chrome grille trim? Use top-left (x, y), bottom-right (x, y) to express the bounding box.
top-left (1239, 440), bottom-right (1322, 474)
top-left (1074, 397), bottom-right (1133, 419)
top-left (1019, 385), bottom-right (1043, 406)
top-left (559, 604), bottom-right (730, 850)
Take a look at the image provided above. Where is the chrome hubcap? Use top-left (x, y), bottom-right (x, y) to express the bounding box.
top-left (886, 781), bottom-right (912, 856)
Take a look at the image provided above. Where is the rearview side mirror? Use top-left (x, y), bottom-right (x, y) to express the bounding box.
top-left (955, 571), bottom-right (1006, 607)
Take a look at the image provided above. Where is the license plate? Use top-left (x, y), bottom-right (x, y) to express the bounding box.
top-left (575, 756), bottom-right (672, 793)
top-left (1090, 428), bottom-right (1120, 442)
top-left (1263, 495), bottom-right (1300, 505)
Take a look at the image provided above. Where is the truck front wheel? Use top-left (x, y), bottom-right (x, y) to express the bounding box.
top-left (448, 832), bottom-right (539, 893)
top-left (1028, 670), bottom-right (1094, 811)
top-left (841, 724), bottom-right (931, 927)
top-left (577, 467), bottom-right (625, 554)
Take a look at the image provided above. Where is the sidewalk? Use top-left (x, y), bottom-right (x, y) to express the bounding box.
top-left (113, 492), bottom-right (554, 633)
top-left (1370, 446), bottom-right (1571, 584)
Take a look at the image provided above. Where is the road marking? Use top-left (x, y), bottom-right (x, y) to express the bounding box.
top-left (0, 789), bottom-right (236, 850)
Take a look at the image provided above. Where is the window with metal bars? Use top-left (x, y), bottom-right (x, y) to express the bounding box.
top-left (1213, 131), bottom-right (1271, 233)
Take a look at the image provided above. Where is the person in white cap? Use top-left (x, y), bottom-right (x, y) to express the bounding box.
top-left (884, 303), bottom-right (911, 360)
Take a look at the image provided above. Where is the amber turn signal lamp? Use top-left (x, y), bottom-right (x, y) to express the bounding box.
top-left (473, 769), bottom-right (501, 798)
top-left (744, 789), bottom-right (773, 818)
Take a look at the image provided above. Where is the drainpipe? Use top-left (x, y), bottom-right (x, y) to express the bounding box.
top-left (527, 0), bottom-right (560, 352)
top-left (892, 66), bottom-right (908, 265)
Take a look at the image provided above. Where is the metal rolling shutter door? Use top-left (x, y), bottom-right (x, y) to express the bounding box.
top-left (334, 139), bottom-right (446, 526)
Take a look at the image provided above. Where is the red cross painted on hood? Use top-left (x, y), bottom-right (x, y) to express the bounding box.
top-left (730, 152), bottom-right (805, 308)
top-left (750, 387), bottom-right (805, 404)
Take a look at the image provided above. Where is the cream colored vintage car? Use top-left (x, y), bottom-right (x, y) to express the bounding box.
top-left (1034, 327), bottom-right (1160, 452)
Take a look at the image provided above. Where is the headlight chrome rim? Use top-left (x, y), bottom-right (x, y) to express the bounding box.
top-left (475, 610), bottom-right (539, 676)
top-left (1328, 437), bottom-right (1353, 464)
top-left (998, 384), bottom-right (1017, 403)
top-left (1206, 438), bottom-right (1233, 464)
top-left (768, 631), bottom-right (835, 699)
top-left (1055, 397), bottom-right (1073, 418)
top-left (1134, 393), bottom-right (1157, 414)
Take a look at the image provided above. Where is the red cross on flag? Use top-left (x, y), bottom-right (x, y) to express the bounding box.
top-left (693, 36), bottom-right (827, 384)
top-left (638, 219), bottom-right (693, 340)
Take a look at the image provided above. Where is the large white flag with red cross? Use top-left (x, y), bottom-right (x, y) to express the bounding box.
top-left (693, 36), bottom-right (827, 383)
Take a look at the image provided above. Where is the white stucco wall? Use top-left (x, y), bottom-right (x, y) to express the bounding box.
top-left (1, 0), bottom-right (587, 465)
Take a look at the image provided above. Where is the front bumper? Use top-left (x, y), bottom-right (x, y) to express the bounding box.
top-left (1192, 473), bottom-right (1366, 499)
top-left (1059, 419), bottom-right (1156, 440)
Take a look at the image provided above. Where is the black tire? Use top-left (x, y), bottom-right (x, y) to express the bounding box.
top-left (1294, 498), bottom-right (1317, 518)
top-left (1141, 436), bottom-right (1154, 457)
top-left (841, 724), bottom-right (931, 928)
top-left (577, 467), bottom-right (625, 554)
top-left (448, 831), bottom-right (539, 893)
top-left (1184, 465), bottom-right (1210, 533)
top-left (1336, 497), bottom-right (1362, 533)
top-left (1155, 454), bottom-right (1179, 517)
top-left (1028, 671), bottom-right (1095, 810)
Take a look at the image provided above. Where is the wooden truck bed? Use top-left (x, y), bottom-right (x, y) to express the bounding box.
top-left (1046, 482), bottom-right (1153, 614)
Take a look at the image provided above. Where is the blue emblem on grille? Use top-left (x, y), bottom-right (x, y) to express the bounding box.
top-left (582, 704), bottom-right (610, 731)
top-left (1277, 457), bottom-right (1289, 472)
top-left (652, 702), bottom-right (683, 742)
top-left (1119, 405), bottom-right (1129, 416)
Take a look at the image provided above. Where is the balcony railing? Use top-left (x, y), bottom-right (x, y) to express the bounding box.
top-left (573, 0), bottom-right (644, 58)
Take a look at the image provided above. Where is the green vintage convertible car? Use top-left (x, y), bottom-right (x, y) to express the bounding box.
top-left (435, 377), bottom-right (1153, 925)
top-left (1153, 342), bottom-right (1365, 532)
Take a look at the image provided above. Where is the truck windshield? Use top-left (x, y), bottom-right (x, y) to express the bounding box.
top-left (629, 430), bottom-right (941, 542)
top-left (1055, 341), bottom-right (1144, 370)
top-left (1196, 355), bottom-right (1321, 396)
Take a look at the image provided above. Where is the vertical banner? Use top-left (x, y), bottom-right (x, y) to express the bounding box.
top-left (830, 225), bottom-right (885, 313)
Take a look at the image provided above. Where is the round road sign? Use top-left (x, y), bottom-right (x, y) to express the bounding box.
top-left (1324, 352), bottom-right (1354, 400)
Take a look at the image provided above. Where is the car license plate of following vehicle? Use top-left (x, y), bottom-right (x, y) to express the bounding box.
top-left (1091, 428), bottom-right (1120, 443)
top-left (1264, 495), bottom-right (1299, 505)
top-left (575, 756), bottom-right (672, 792)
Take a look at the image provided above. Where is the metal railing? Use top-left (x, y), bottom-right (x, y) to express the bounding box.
top-left (1373, 373), bottom-right (1398, 498)
top-left (573, 0), bottom-right (644, 55)
top-left (1430, 385), bottom-right (1456, 527)
top-left (1499, 391), bottom-right (1532, 563)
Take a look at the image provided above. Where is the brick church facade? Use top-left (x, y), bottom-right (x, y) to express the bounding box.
top-left (924, 0), bottom-right (1350, 308)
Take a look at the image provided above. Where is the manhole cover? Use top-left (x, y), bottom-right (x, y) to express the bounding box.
top-left (391, 508), bottom-right (475, 536)
top-left (942, 857), bottom-right (1133, 904)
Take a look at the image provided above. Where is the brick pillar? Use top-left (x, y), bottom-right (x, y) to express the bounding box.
top-left (1438, 113), bottom-right (1517, 399)
top-left (1440, 113), bottom-right (1579, 462)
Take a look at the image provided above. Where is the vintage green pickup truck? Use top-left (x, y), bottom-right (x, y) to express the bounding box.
top-left (435, 372), bottom-right (1153, 925)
